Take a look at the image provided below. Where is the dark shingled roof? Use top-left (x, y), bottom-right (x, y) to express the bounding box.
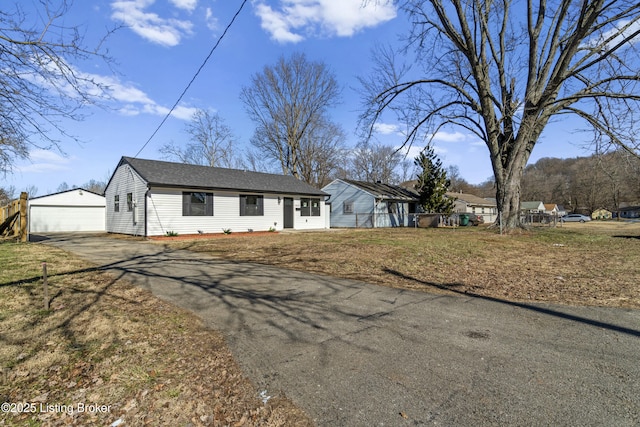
top-left (343, 179), bottom-right (418, 201)
top-left (119, 157), bottom-right (327, 196)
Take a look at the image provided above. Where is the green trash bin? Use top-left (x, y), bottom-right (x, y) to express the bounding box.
top-left (460, 214), bottom-right (470, 226)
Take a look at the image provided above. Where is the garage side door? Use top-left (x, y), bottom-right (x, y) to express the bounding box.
top-left (30, 206), bottom-right (106, 233)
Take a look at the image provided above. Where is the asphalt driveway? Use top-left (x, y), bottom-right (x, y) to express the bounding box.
top-left (40, 233), bottom-right (640, 426)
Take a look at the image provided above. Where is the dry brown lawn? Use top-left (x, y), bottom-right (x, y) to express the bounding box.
top-left (1, 222), bottom-right (637, 426)
top-left (165, 221), bottom-right (640, 309)
top-left (0, 243), bottom-right (312, 426)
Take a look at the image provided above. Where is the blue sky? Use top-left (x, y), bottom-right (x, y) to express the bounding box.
top-left (7, 0), bottom-right (595, 196)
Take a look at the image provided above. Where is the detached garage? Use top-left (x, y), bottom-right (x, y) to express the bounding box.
top-left (29, 189), bottom-right (106, 233)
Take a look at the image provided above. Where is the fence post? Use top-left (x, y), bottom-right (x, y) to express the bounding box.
top-left (19, 192), bottom-right (28, 242)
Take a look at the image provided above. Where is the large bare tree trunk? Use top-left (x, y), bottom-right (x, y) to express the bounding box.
top-left (494, 164), bottom-right (526, 229)
top-left (359, 0), bottom-right (640, 232)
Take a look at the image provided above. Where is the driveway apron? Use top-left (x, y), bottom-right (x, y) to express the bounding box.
top-left (41, 234), bottom-right (640, 426)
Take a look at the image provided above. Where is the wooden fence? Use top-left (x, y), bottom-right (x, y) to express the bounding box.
top-left (0, 192), bottom-right (28, 242)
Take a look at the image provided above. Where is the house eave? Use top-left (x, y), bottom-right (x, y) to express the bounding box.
top-left (147, 183), bottom-right (328, 197)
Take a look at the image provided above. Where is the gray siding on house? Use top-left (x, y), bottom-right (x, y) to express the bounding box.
top-left (375, 201), bottom-right (412, 227)
top-left (323, 179), bottom-right (415, 228)
top-left (323, 180), bottom-right (374, 227)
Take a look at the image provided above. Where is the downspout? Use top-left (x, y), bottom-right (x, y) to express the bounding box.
top-left (145, 187), bottom-right (150, 238)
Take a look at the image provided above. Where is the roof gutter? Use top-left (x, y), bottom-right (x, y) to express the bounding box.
top-left (146, 183), bottom-right (328, 197)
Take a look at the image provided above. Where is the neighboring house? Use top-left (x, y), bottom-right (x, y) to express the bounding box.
top-left (105, 157), bottom-right (328, 236)
top-left (556, 205), bottom-right (567, 217)
top-left (619, 206), bottom-right (640, 219)
top-left (521, 201), bottom-right (545, 213)
top-left (29, 188), bottom-right (106, 233)
top-left (544, 203), bottom-right (560, 216)
top-left (322, 179), bottom-right (418, 228)
top-left (591, 208), bottom-right (612, 220)
top-left (446, 192), bottom-right (498, 223)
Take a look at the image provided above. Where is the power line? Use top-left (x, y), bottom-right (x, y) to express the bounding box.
top-left (134, 0), bottom-right (249, 158)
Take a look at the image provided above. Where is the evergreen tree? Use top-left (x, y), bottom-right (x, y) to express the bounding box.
top-left (414, 146), bottom-right (455, 214)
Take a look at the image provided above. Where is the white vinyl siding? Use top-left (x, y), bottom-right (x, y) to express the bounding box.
top-left (144, 188), bottom-right (325, 236)
top-left (105, 163), bottom-right (146, 235)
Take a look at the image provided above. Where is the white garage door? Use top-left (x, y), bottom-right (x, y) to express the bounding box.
top-left (30, 206), bottom-right (106, 233)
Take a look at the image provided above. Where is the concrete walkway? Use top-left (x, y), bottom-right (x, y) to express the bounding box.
top-left (40, 234), bottom-right (640, 426)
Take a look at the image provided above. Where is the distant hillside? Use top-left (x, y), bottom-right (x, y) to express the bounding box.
top-left (448, 150), bottom-right (640, 213)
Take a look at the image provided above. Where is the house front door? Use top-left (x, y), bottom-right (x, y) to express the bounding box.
top-left (283, 197), bottom-right (294, 228)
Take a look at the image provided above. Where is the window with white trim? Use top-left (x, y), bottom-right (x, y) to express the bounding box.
top-left (343, 201), bottom-right (354, 214)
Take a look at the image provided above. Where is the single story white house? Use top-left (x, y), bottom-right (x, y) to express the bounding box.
top-left (322, 179), bottom-right (418, 228)
top-left (105, 157), bottom-right (329, 236)
top-left (521, 201), bottom-right (546, 213)
top-left (29, 188), bottom-right (106, 233)
top-left (446, 191), bottom-right (498, 223)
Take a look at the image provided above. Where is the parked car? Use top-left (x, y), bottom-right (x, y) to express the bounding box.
top-left (560, 214), bottom-right (591, 223)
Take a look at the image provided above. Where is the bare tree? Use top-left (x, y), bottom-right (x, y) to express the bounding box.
top-left (160, 110), bottom-right (238, 168)
top-left (240, 52), bottom-right (342, 180)
top-left (361, 1), bottom-right (640, 230)
top-left (298, 118), bottom-right (347, 188)
top-left (0, 186), bottom-right (16, 204)
top-left (81, 179), bottom-right (106, 195)
top-left (349, 142), bottom-right (403, 184)
top-left (0, 1), bottom-right (113, 174)
top-left (23, 185), bottom-right (38, 198)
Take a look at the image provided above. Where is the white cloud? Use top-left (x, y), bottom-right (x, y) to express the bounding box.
top-left (254, 0), bottom-right (396, 43)
top-left (254, 3), bottom-right (304, 43)
top-left (373, 122), bottom-right (401, 135)
top-left (69, 71), bottom-right (197, 120)
top-left (111, 0), bottom-right (194, 46)
top-left (586, 19), bottom-right (640, 50)
top-left (170, 0), bottom-right (197, 12)
top-left (142, 103), bottom-right (198, 120)
top-left (394, 144), bottom-right (422, 160)
top-left (205, 7), bottom-right (219, 30)
top-left (17, 150), bottom-right (71, 173)
top-left (429, 131), bottom-right (468, 143)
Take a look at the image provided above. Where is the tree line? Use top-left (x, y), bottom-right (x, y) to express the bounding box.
top-left (3, 1), bottom-right (640, 231)
top-left (447, 150), bottom-right (640, 214)
top-left (158, 53), bottom-right (415, 189)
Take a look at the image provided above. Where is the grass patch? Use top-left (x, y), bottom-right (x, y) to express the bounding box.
top-left (167, 222), bottom-right (640, 308)
top-left (0, 241), bottom-right (312, 426)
